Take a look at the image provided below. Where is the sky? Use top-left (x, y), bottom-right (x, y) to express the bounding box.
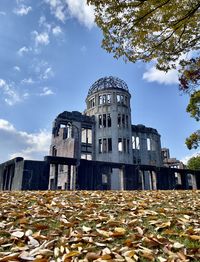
top-left (0, 0), bottom-right (199, 164)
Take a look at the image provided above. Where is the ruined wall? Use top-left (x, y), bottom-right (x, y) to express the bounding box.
top-left (132, 125), bottom-right (163, 166)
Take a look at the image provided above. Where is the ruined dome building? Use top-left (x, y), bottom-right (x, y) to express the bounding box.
top-left (49, 76), bottom-right (163, 190)
top-left (1, 76), bottom-right (199, 191)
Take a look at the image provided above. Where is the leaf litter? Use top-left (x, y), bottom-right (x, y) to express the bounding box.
top-left (0, 190), bottom-right (200, 261)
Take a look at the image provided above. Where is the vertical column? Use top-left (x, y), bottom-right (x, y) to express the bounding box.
top-left (190, 174), bottom-right (197, 189)
top-left (151, 171), bottom-right (157, 190)
top-left (54, 164), bottom-right (58, 190)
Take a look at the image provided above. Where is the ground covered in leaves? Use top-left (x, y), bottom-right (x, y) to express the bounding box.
top-left (0, 191), bottom-right (200, 262)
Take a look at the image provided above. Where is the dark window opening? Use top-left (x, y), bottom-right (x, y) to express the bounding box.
top-left (52, 146), bottom-right (57, 156)
top-left (108, 138), bottom-right (112, 152)
top-left (99, 115), bottom-right (102, 128)
top-left (103, 138), bottom-right (107, 153)
top-left (99, 139), bottom-right (102, 153)
top-left (118, 114), bottom-right (121, 127)
top-left (107, 114), bottom-right (111, 127)
top-left (122, 114), bottom-right (125, 127)
top-left (103, 114), bottom-right (106, 128)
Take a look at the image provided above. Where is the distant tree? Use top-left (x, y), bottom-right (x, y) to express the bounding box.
top-left (179, 58), bottom-right (200, 149)
top-left (187, 155), bottom-right (200, 170)
top-left (88, 0), bottom-right (200, 149)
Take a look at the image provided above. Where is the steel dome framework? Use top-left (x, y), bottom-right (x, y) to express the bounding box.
top-left (87, 76), bottom-right (129, 96)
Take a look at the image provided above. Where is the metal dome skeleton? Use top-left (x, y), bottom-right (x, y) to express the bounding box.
top-left (87, 76), bottom-right (129, 96)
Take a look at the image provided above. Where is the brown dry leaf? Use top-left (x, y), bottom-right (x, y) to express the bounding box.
top-left (96, 228), bottom-right (111, 238)
top-left (156, 221), bottom-right (171, 231)
top-left (0, 253), bottom-right (19, 262)
top-left (189, 235), bottom-right (200, 240)
top-left (135, 226), bottom-right (143, 236)
top-left (85, 252), bottom-right (100, 260)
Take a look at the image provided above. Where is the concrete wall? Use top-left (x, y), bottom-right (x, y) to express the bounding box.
top-left (0, 158), bottom-right (49, 191)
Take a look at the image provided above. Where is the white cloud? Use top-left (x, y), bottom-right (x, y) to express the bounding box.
top-left (13, 66), bottom-right (21, 72)
top-left (33, 31), bottom-right (50, 46)
top-left (65, 0), bottom-right (95, 29)
top-left (13, 4), bottom-right (32, 16)
top-left (17, 46), bottom-right (30, 56)
top-left (44, 0), bottom-right (66, 22)
top-left (0, 119), bottom-right (15, 132)
top-left (0, 119), bottom-right (51, 162)
top-left (143, 66), bottom-right (179, 85)
top-left (42, 67), bottom-right (54, 80)
top-left (39, 16), bottom-right (52, 32)
top-left (142, 52), bottom-right (195, 85)
top-left (45, 0), bottom-right (95, 29)
top-left (39, 87), bottom-right (54, 96)
top-left (0, 79), bottom-right (21, 106)
top-left (21, 78), bottom-right (34, 84)
top-left (52, 26), bottom-right (62, 36)
top-left (181, 152), bottom-right (200, 165)
top-left (31, 60), bottom-right (55, 81)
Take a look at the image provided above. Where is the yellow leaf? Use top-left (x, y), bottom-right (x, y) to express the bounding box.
top-left (63, 251), bottom-right (80, 258)
top-left (189, 235), bottom-right (200, 240)
top-left (96, 228), bottom-right (111, 237)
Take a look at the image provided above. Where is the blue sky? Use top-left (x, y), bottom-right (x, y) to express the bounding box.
top-left (0, 0), bottom-right (199, 164)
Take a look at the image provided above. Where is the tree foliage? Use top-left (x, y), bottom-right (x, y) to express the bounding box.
top-left (187, 154), bottom-right (200, 170)
top-left (88, 0), bottom-right (200, 70)
top-left (88, 0), bottom-right (200, 149)
top-left (186, 130), bottom-right (200, 150)
top-left (179, 58), bottom-right (200, 94)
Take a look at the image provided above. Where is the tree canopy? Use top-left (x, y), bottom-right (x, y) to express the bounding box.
top-left (88, 0), bottom-right (200, 70)
top-left (187, 154), bottom-right (200, 170)
top-left (88, 0), bottom-right (200, 149)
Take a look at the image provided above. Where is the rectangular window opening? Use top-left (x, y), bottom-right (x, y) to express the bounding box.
top-left (102, 95), bottom-right (106, 104)
top-left (99, 95), bottom-right (103, 105)
top-left (108, 138), bottom-right (112, 152)
top-left (132, 136), bottom-right (136, 149)
top-left (118, 114), bottom-right (121, 127)
top-left (122, 114), bottom-right (125, 127)
top-left (118, 138), bottom-right (122, 152)
top-left (136, 136), bottom-right (140, 150)
top-left (120, 95), bottom-right (124, 104)
top-left (107, 94), bottom-right (111, 103)
top-left (99, 139), bottom-right (102, 153)
top-left (107, 113), bottom-right (111, 127)
top-left (117, 94), bottom-right (121, 103)
top-left (99, 115), bottom-right (102, 128)
top-left (103, 114), bottom-right (106, 128)
top-left (103, 138), bottom-right (107, 153)
top-left (147, 138), bottom-right (151, 151)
